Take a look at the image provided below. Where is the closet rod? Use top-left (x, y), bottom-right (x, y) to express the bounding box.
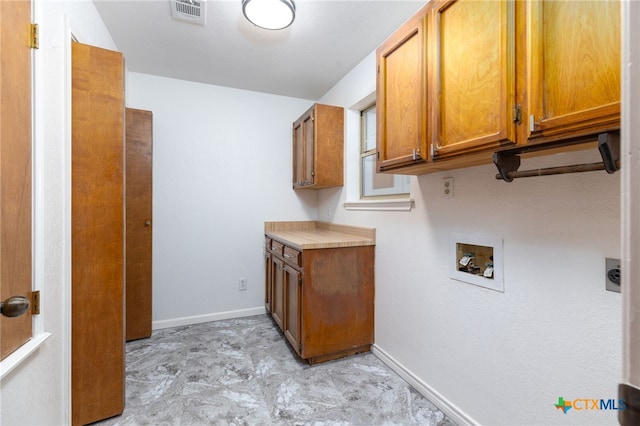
top-left (493, 132), bottom-right (620, 182)
top-left (494, 162), bottom-right (607, 180)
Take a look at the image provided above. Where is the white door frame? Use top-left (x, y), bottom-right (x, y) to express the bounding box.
top-left (621, 0), bottom-right (640, 421)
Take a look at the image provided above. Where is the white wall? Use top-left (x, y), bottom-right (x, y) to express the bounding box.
top-left (318, 52), bottom-right (622, 425)
top-left (0, 1), bottom-right (118, 424)
top-left (126, 73), bottom-right (316, 326)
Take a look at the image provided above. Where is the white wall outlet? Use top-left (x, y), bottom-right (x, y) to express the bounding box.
top-left (443, 177), bottom-right (454, 199)
top-left (239, 278), bottom-right (247, 291)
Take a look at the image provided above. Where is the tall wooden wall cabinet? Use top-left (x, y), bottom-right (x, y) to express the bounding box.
top-left (72, 42), bottom-right (125, 425)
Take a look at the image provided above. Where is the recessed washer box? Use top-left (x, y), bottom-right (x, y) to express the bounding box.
top-left (450, 235), bottom-right (504, 292)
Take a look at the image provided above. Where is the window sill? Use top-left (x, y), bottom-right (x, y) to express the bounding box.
top-left (343, 198), bottom-right (414, 211)
top-left (0, 332), bottom-right (52, 380)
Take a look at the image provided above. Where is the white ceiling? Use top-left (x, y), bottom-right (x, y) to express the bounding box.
top-left (93, 0), bottom-right (425, 100)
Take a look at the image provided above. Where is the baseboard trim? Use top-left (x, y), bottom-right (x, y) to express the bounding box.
top-left (152, 306), bottom-right (267, 330)
top-left (371, 344), bottom-right (478, 426)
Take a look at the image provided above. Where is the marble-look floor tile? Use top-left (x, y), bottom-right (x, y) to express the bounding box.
top-left (96, 314), bottom-right (456, 426)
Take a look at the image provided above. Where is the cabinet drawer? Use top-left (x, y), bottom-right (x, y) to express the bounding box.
top-left (265, 237), bottom-right (272, 252)
top-left (271, 240), bottom-right (284, 256)
top-left (283, 246), bottom-right (301, 266)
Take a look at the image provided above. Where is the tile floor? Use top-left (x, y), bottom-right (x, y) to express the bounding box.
top-left (97, 314), bottom-right (456, 425)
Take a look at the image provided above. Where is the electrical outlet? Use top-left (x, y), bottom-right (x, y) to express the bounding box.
top-left (605, 258), bottom-right (621, 293)
top-left (239, 278), bottom-right (247, 291)
top-left (443, 177), bottom-right (454, 199)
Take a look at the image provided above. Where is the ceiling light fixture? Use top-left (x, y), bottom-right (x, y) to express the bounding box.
top-left (242, 0), bottom-right (296, 30)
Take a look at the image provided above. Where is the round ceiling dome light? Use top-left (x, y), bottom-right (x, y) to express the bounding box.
top-left (242, 0), bottom-right (296, 30)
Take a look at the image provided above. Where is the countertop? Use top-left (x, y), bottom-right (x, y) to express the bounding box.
top-left (264, 221), bottom-right (375, 250)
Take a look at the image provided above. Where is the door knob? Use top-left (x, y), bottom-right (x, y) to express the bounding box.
top-left (0, 296), bottom-right (30, 318)
top-left (145, 220), bottom-right (151, 226)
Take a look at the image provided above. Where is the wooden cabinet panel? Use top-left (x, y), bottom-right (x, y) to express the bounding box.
top-left (527, 0), bottom-right (620, 139)
top-left (430, 0), bottom-right (516, 158)
top-left (300, 246), bottom-right (374, 361)
top-left (264, 238), bottom-right (272, 312)
top-left (292, 103), bottom-right (344, 189)
top-left (376, 7), bottom-right (428, 171)
top-left (283, 264), bottom-right (301, 355)
top-left (271, 256), bottom-right (284, 330)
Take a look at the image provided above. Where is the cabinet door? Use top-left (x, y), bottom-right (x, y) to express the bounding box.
top-left (376, 8), bottom-right (428, 172)
top-left (303, 113), bottom-right (314, 186)
top-left (292, 109), bottom-right (314, 188)
top-left (430, 0), bottom-right (516, 158)
top-left (283, 264), bottom-right (301, 355)
top-left (292, 119), bottom-right (304, 187)
top-left (271, 256), bottom-right (284, 329)
top-left (264, 250), bottom-right (271, 312)
top-left (527, 0), bottom-right (620, 140)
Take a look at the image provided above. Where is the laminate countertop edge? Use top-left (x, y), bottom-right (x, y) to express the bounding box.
top-left (264, 221), bottom-right (376, 250)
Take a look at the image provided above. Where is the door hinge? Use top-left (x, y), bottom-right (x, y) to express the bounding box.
top-left (31, 290), bottom-right (40, 315)
top-left (30, 23), bottom-right (39, 49)
top-left (298, 275), bottom-right (302, 285)
top-left (513, 104), bottom-right (522, 125)
top-left (529, 114), bottom-right (537, 132)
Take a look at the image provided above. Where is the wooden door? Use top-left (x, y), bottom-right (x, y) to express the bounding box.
top-left (71, 42), bottom-right (125, 426)
top-left (271, 256), bottom-right (284, 329)
top-left (430, 0), bottom-right (516, 159)
top-left (0, 0), bottom-right (33, 360)
top-left (125, 108), bottom-right (153, 342)
top-left (526, 0), bottom-right (620, 140)
top-left (376, 6), bottom-right (428, 172)
top-left (283, 264), bottom-right (301, 355)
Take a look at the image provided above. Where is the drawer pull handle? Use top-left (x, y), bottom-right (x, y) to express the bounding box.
top-left (284, 253), bottom-right (294, 258)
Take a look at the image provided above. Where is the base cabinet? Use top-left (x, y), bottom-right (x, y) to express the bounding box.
top-left (265, 235), bottom-right (374, 364)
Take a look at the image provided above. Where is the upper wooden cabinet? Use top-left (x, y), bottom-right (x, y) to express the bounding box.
top-left (376, 0), bottom-right (621, 175)
top-left (524, 0), bottom-right (620, 142)
top-left (292, 103), bottom-right (344, 189)
top-left (429, 0), bottom-right (516, 159)
top-left (376, 6), bottom-right (428, 172)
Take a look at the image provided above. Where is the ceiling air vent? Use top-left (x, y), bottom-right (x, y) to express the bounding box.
top-left (171, 0), bottom-right (206, 25)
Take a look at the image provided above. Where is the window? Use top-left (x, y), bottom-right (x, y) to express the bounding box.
top-left (360, 105), bottom-right (410, 198)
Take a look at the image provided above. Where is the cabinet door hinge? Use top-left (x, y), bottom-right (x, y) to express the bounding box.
top-left (513, 104), bottom-right (522, 125)
top-left (30, 23), bottom-right (39, 49)
top-left (529, 114), bottom-right (537, 132)
top-left (298, 275), bottom-right (302, 285)
top-left (31, 290), bottom-right (40, 315)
